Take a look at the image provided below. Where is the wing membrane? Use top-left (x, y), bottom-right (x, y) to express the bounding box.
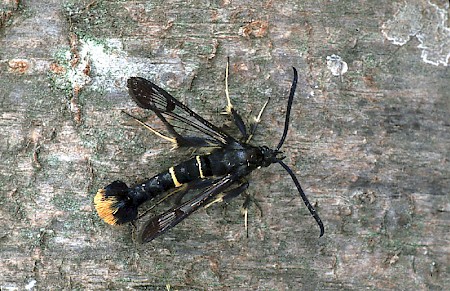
top-left (127, 77), bottom-right (238, 148)
top-left (140, 173), bottom-right (238, 242)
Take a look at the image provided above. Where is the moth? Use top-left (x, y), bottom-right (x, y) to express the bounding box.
top-left (94, 62), bottom-right (324, 242)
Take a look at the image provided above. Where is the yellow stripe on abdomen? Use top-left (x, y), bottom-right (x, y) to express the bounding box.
top-left (169, 166), bottom-right (182, 187)
top-left (196, 156), bottom-right (205, 179)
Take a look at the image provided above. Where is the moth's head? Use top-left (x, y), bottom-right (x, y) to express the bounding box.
top-left (259, 146), bottom-right (284, 167)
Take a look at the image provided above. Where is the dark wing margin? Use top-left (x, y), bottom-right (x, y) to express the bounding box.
top-left (140, 173), bottom-right (238, 243)
top-left (127, 77), bottom-right (238, 148)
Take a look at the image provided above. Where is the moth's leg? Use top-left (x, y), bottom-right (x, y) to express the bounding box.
top-left (239, 193), bottom-right (264, 238)
top-left (136, 185), bottom-right (189, 221)
top-left (173, 179), bottom-right (215, 205)
top-left (137, 179), bottom-right (216, 222)
top-left (241, 194), bottom-right (251, 238)
top-left (204, 179), bottom-right (249, 208)
top-left (222, 179), bottom-right (249, 201)
top-left (203, 179), bottom-right (256, 237)
top-left (246, 97), bottom-right (270, 143)
top-left (122, 111), bottom-right (177, 147)
top-left (223, 58), bottom-right (248, 140)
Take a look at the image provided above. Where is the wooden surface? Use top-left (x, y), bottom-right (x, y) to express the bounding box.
top-left (1, 0), bottom-right (449, 290)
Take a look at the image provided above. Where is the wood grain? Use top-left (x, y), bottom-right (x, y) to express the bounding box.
top-left (0, 0), bottom-right (448, 289)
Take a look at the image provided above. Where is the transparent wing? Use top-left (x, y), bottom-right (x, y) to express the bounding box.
top-left (140, 173), bottom-right (238, 243)
top-left (127, 77), bottom-right (239, 148)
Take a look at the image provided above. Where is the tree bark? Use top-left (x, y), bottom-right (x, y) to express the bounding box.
top-left (0, 0), bottom-right (448, 290)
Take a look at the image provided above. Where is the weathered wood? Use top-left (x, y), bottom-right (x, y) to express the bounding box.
top-left (1, 0), bottom-right (448, 290)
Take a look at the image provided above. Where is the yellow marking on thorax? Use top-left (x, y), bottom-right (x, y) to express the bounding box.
top-left (196, 155), bottom-right (205, 179)
top-left (169, 167), bottom-right (182, 187)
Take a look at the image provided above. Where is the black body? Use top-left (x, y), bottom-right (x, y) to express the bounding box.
top-left (94, 67), bottom-right (324, 242)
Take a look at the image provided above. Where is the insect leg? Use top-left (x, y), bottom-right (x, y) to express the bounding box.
top-left (222, 58), bottom-right (249, 140)
top-left (173, 179), bottom-right (216, 205)
top-left (239, 192), bottom-right (264, 238)
top-left (204, 179), bottom-right (249, 208)
top-left (222, 180), bottom-right (249, 201)
top-left (136, 184), bottom-right (190, 221)
top-left (241, 194), bottom-right (252, 238)
top-left (140, 173), bottom-right (239, 242)
top-left (246, 97), bottom-right (270, 143)
top-left (137, 179), bottom-right (216, 221)
top-left (203, 179), bottom-right (254, 237)
top-left (121, 111), bottom-right (178, 147)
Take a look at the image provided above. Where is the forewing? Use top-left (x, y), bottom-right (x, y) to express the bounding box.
top-left (127, 77), bottom-right (238, 148)
top-left (140, 173), bottom-right (238, 243)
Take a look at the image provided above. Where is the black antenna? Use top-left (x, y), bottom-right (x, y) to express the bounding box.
top-left (276, 67), bottom-right (298, 151)
top-left (275, 68), bottom-right (324, 237)
top-left (278, 160), bottom-right (325, 237)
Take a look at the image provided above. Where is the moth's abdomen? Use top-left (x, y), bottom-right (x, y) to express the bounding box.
top-left (94, 148), bottom-right (251, 225)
